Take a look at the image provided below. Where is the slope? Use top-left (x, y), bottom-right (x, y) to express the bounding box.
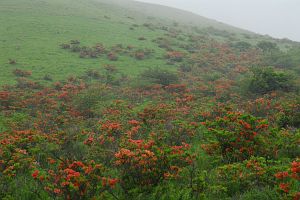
top-left (0, 0), bottom-right (298, 85)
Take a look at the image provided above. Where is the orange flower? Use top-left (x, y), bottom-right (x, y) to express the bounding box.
top-left (69, 161), bottom-right (85, 168)
top-left (47, 158), bottom-right (56, 164)
top-left (53, 188), bottom-right (61, 194)
top-left (39, 176), bottom-right (45, 181)
top-left (279, 183), bottom-right (290, 193)
top-left (102, 177), bottom-right (107, 187)
top-left (190, 122), bottom-right (198, 126)
top-left (128, 120), bottom-right (140, 126)
top-left (32, 170), bottom-right (39, 179)
top-left (108, 178), bottom-right (118, 188)
top-left (84, 137), bottom-right (94, 145)
top-left (275, 171), bottom-right (289, 179)
top-left (61, 181), bottom-right (70, 187)
top-left (291, 161), bottom-right (300, 173)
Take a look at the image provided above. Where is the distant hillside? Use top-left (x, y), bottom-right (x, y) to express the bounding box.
top-left (0, 0), bottom-right (299, 85)
top-left (104, 0), bottom-right (249, 32)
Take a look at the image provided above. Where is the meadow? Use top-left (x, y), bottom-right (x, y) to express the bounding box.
top-left (0, 0), bottom-right (299, 199)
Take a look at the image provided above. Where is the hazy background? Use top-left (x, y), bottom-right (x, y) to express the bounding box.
top-left (135, 0), bottom-right (300, 42)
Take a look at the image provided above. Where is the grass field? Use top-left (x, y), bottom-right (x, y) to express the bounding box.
top-left (1, 0), bottom-right (298, 86)
top-left (0, 0), bottom-right (170, 85)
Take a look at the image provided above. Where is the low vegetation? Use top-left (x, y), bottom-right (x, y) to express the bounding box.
top-left (0, 0), bottom-right (300, 199)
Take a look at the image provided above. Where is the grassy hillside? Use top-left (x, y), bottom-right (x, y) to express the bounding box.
top-left (0, 0), bottom-right (298, 85)
top-left (0, 1), bottom-right (300, 199)
top-left (0, 0), bottom-right (165, 84)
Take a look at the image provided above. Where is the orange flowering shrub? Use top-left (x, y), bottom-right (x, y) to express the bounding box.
top-left (165, 51), bottom-right (184, 62)
top-left (0, 130), bottom-right (47, 178)
top-left (115, 138), bottom-right (192, 190)
top-left (216, 157), bottom-right (279, 196)
top-left (32, 160), bottom-right (118, 199)
top-left (107, 52), bottom-right (118, 61)
top-left (274, 160), bottom-right (300, 199)
top-left (202, 112), bottom-right (275, 162)
top-left (13, 69), bottom-right (32, 77)
top-left (0, 38), bottom-right (299, 200)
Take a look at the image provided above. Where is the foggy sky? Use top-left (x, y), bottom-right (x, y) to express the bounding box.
top-left (136, 0), bottom-right (300, 42)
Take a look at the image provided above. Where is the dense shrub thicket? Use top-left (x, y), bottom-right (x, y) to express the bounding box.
top-left (1, 35), bottom-right (300, 200)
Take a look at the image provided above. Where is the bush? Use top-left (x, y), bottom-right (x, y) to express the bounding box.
top-left (8, 59), bottom-right (16, 65)
top-left (16, 78), bottom-right (41, 89)
top-left (70, 40), bottom-right (80, 45)
top-left (248, 67), bottom-right (295, 94)
top-left (133, 49), bottom-right (153, 60)
top-left (231, 41), bottom-right (252, 51)
top-left (277, 101), bottom-right (300, 128)
top-left (85, 69), bottom-right (101, 79)
top-left (139, 68), bottom-right (179, 86)
top-left (107, 52), bottom-right (118, 61)
top-left (262, 47), bottom-right (300, 69)
top-left (43, 74), bottom-right (53, 81)
top-left (134, 51), bottom-right (145, 60)
top-left (217, 157), bottom-right (280, 195)
top-left (60, 43), bottom-right (71, 49)
top-left (115, 140), bottom-right (191, 190)
top-left (202, 112), bottom-right (276, 162)
top-left (165, 51), bottom-right (184, 62)
top-left (13, 69), bottom-right (32, 77)
top-left (256, 41), bottom-right (279, 52)
top-left (70, 44), bottom-right (81, 52)
top-left (138, 36), bottom-right (146, 41)
top-left (179, 65), bottom-right (192, 72)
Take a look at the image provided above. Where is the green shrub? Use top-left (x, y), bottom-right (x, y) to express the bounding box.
top-left (256, 41), bottom-right (279, 52)
top-left (139, 68), bottom-right (179, 86)
top-left (231, 41), bottom-right (252, 51)
top-left (248, 67), bottom-right (295, 94)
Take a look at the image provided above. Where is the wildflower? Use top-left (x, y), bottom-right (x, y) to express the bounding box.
top-left (84, 137), bottom-right (94, 145)
top-left (53, 188), bottom-right (61, 194)
top-left (61, 181), bottom-right (70, 187)
top-left (47, 158), bottom-right (56, 164)
top-left (102, 177), bottom-right (107, 187)
top-left (108, 178), bottom-right (118, 188)
top-left (275, 171), bottom-right (289, 179)
top-left (128, 120), bottom-right (140, 126)
top-left (190, 122), bottom-right (198, 126)
top-left (291, 161), bottom-right (300, 173)
top-left (279, 183), bottom-right (290, 193)
top-left (32, 170), bottom-right (39, 179)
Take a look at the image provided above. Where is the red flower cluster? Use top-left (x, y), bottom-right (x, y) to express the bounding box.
top-left (102, 178), bottom-right (118, 188)
top-left (279, 183), bottom-right (290, 193)
top-left (171, 143), bottom-right (190, 155)
top-left (291, 161), bottom-right (300, 178)
top-left (101, 121), bottom-right (122, 132)
top-left (275, 160), bottom-right (300, 197)
top-left (275, 171), bottom-right (289, 179)
top-left (32, 170), bottom-right (39, 179)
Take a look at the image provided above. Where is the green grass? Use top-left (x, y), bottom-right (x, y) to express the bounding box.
top-left (0, 0), bottom-right (298, 85)
top-left (0, 114), bottom-right (7, 132)
top-left (0, 0), bottom-right (170, 85)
